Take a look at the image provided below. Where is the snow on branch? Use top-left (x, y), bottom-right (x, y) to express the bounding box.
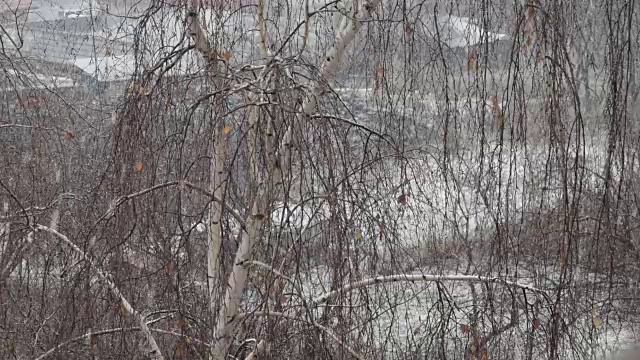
top-left (34, 326), bottom-right (208, 360)
top-left (311, 273), bottom-right (549, 308)
top-left (34, 225), bottom-right (165, 360)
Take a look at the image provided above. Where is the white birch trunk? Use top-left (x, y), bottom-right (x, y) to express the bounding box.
top-left (211, 187), bottom-right (269, 359)
top-left (185, 0), bottom-right (230, 327)
top-left (210, 1), bottom-right (384, 358)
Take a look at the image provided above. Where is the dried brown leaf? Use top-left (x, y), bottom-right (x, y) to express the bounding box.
top-left (379, 221), bottom-right (386, 235)
top-left (405, 22), bottom-right (413, 37)
top-left (491, 95), bottom-right (505, 128)
top-left (175, 342), bottom-right (186, 359)
top-left (375, 66), bottom-right (384, 92)
top-left (480, 349), bottom-right (489, 360)
top-left (89, 334), bottom-right (97, 354)
top-left (467, 48), bottom-right (478, 71)
top-left (533, 318), bottom-right (541, 329)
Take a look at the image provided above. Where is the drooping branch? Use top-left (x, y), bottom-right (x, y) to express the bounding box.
top-left (311, 274), bottom-right (549, 309)
top-left (96, 180), bottom-right (247, 230)
top-left (96, 181), bottom-right (182, 222)
top-left (35, 225), bottom-right (165, 360)
top-left (310, 113), bottom-right (388, 140)
top-left (34, 326), bottom-right (209, 360)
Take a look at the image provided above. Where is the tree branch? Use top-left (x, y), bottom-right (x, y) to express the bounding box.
top-left (34, 225), bottom-right (165, 360)
top-left (279, 0), bottom-right (384, 172)
top-left (310, 113), bottom-right (388, 139)
top-left (95, 180), bottom-right (246, 231)
top-left (244, 260), bottom-right (292, 282)
top-left (311, 274), bottom-right (549, 308)
top-left (181, 181), bottom-right (247, 231)
top-left (34, 325), bottom-right (209, 360)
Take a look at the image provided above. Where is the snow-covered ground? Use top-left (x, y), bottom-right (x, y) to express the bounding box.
top-left (324, 86), bottom-right (616, 240)
top-left (262, 86), bottom-right (638, 358)
top-left (279, 261), bottom-right (638, 359)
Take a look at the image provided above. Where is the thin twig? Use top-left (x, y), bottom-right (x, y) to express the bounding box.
top-left (310, 113), bottom-right (388, 140)
top-left (95, 180), bottom-right (247, 230)
top-left (244, 260), bottom-right (292, 282)
top-left (181, 181), bottom-right (247, 230)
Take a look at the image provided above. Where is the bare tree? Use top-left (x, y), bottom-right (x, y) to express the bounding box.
top-left (2, 0), bottom-right (640, 359)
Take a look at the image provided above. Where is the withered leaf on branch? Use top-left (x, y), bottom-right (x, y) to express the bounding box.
top-left (375, 66), bottom-right (384, 93)
top-left (134, 160), bottom-right (144, 173)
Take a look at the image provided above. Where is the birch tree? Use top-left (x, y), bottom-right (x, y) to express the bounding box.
top-left (2, 0), bottom-right (640, 359)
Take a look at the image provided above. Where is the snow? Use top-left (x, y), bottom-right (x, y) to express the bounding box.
top-left (1, 68), bottom-right (78, 91)
top-left (436, 16), bottom-right (509, 49)
top-left (323, 87), bottom-right (618, 249)
top-left (72, 55), bottom-right (137, 81)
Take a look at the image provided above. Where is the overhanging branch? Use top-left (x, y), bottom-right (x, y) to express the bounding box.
top-left (311, 274), bottom-right (549, 308)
